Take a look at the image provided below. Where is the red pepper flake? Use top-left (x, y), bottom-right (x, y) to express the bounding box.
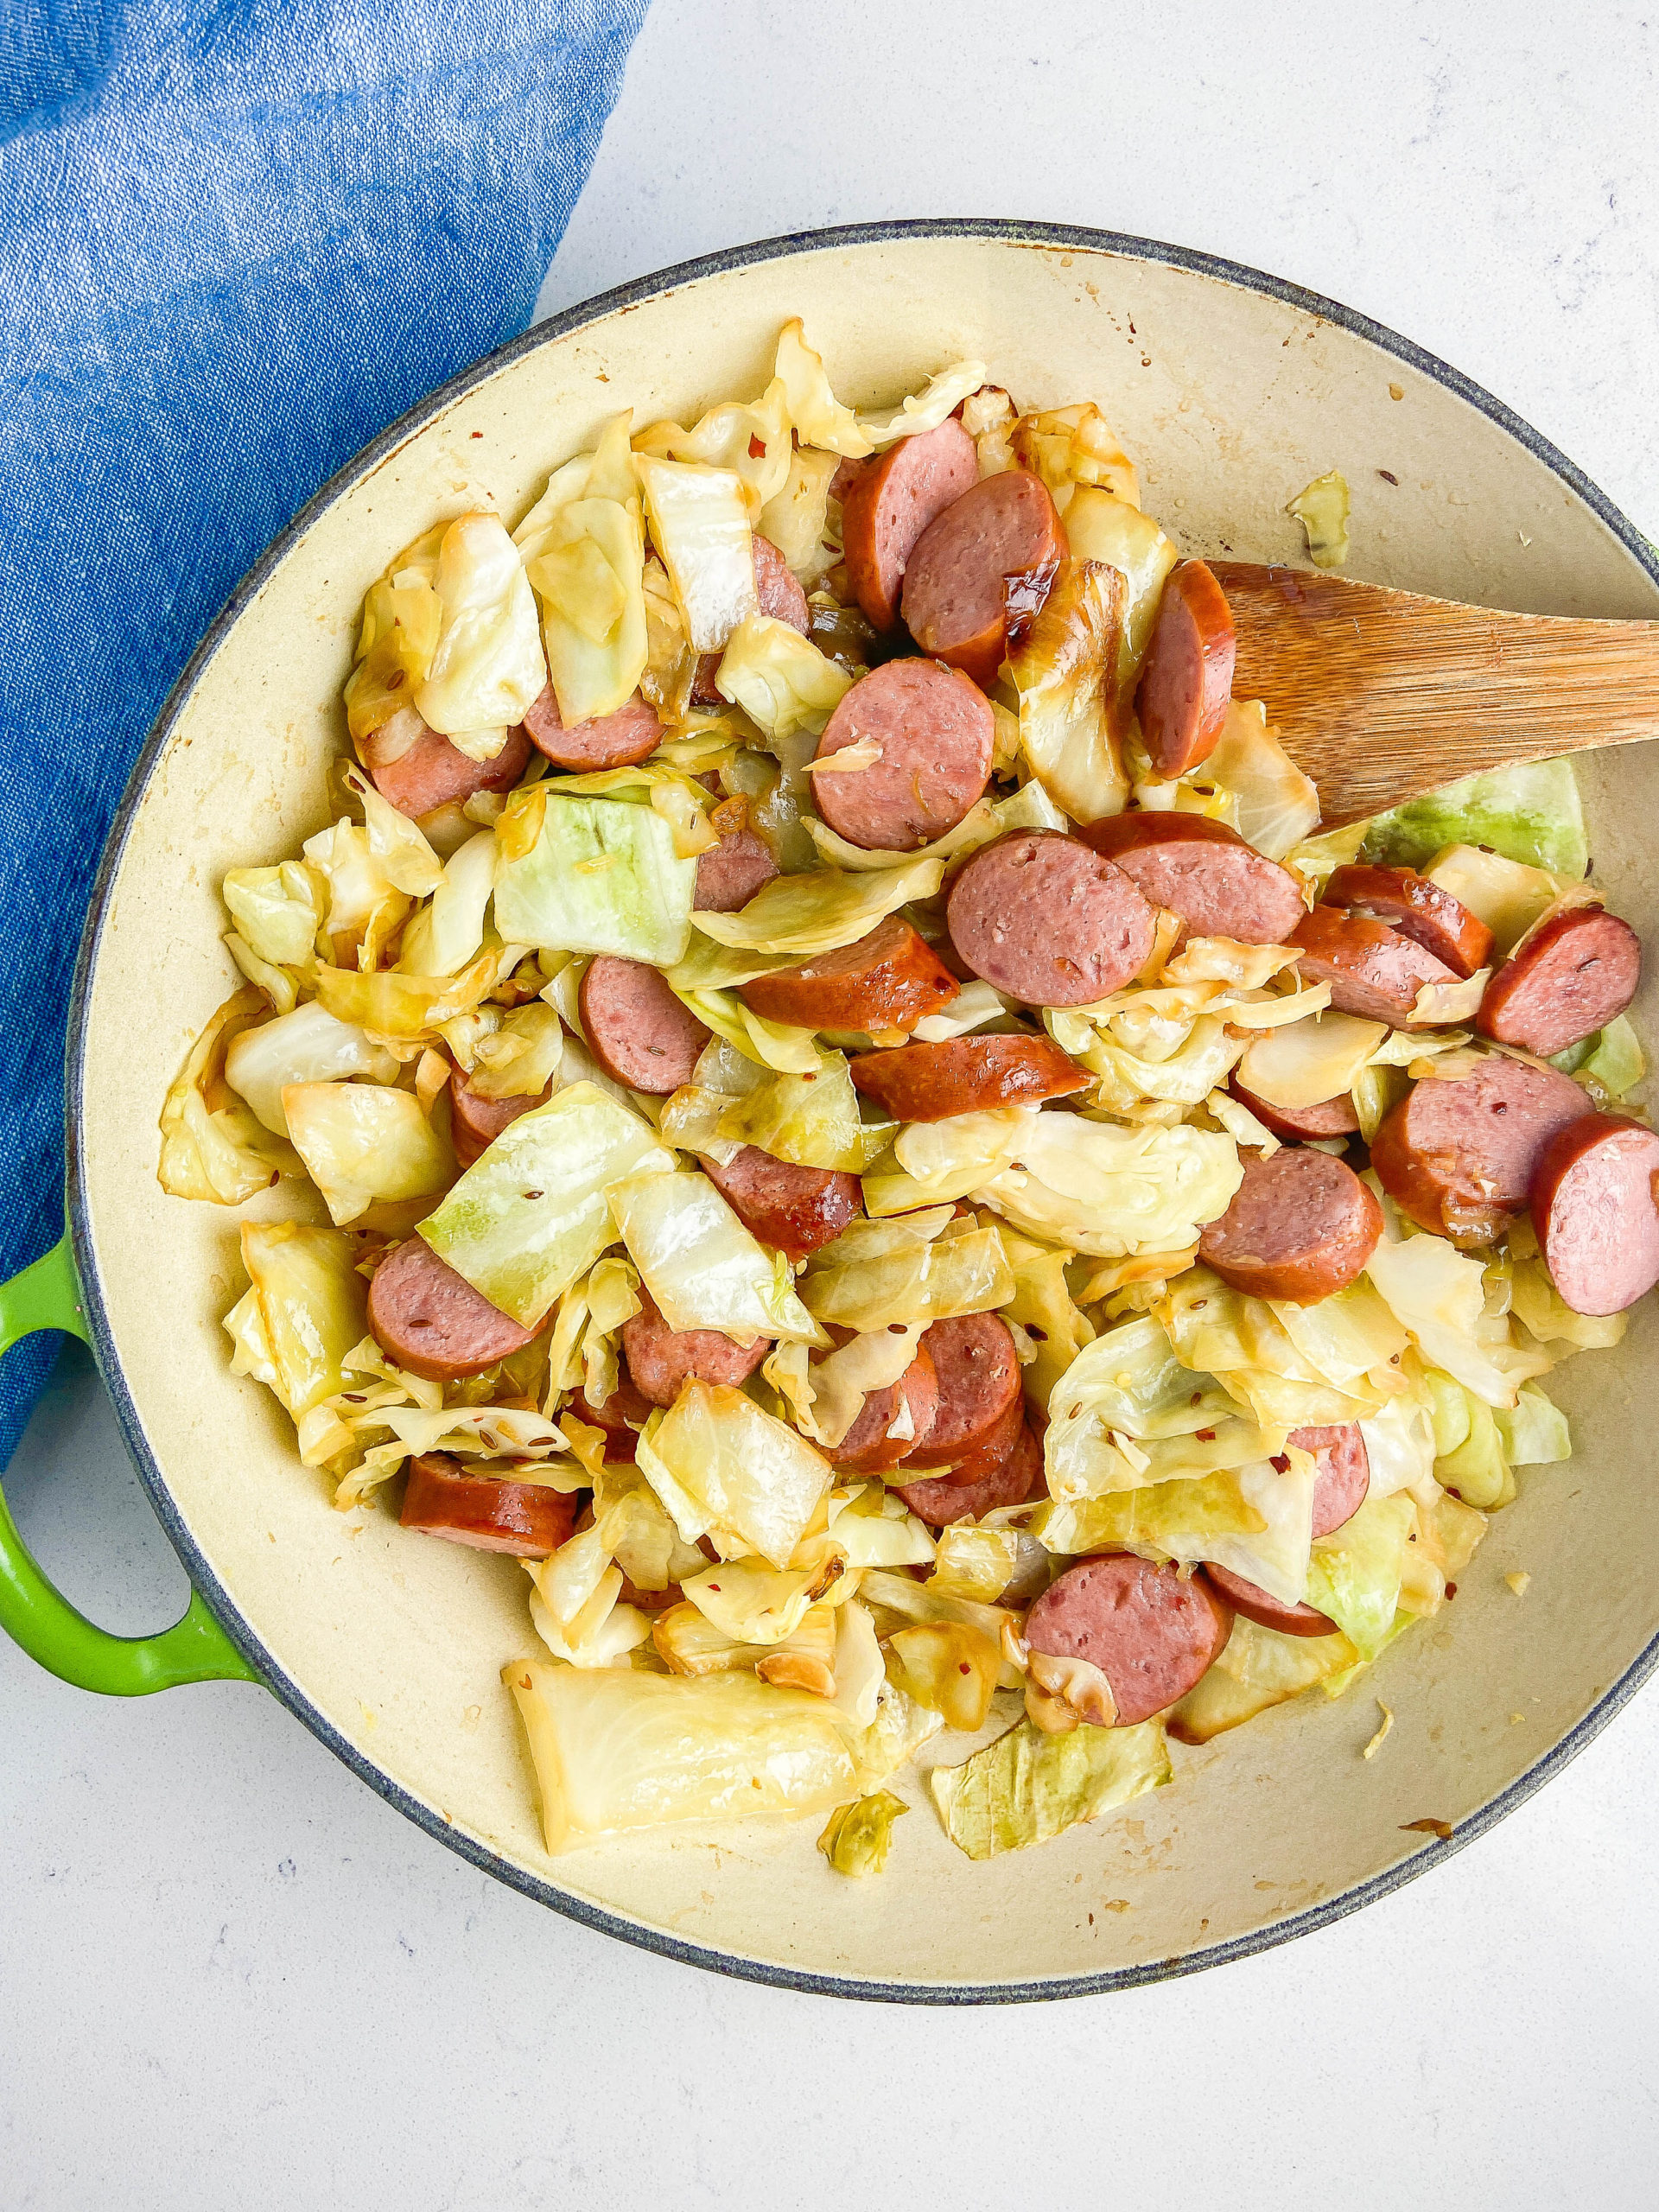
top-left (707, 1584), bottom-right (721, 1592)
top-left (1445, 1581), bottom-right (1458, 1599)
top-left (1195, 1428), bottom-right (1216, 1442)
top-left (1400, 1817), bottom-right (1453, 1840)
top-left (748, 434), bottom-right (766, 459)
top-left (1270, 1453), bottom-right (1290, 1473)
top-left (958, 1661), bottom-right (971, 1675)
top-left (523, 1190), bottom-right (544, 1201)
top-left (1376, 467), bottom-right (1397, 483)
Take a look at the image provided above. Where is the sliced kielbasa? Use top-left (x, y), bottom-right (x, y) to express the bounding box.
top-left (360, 709), bottom-right (531, 821)
top-left (694, 823), bottom-right (779, 912)
top-left (1228, 1078), bottom-right (1359, 1142)
top-left (1077, 812), bottom-right (1305, 945)
top-left (1198, 1567), bottom-right (1337, 1638)
top-left (400, 1452), bottom-right (579, 1558)
top-left (1135, 560), bottom-right (1236, 779)
top-left (1025, 1554), bottom-right (1233, 1726)
top-left (1290, 905), bottom-right (1458, 1027)
top-left (1531, 1111), bottom-right (1659, 1316)
top-left (1299, 1421), bottom-right (1371, 1536)
top-left (1370, 1053), bottom-right (1593, 1243)
top-left (903, 1313), bottom-right (1024, 1469)
top-left (449, 1071), bottom-right (552, 1171)
top-left (739, 915), bottom-right (959, 1034)
top-left (700, 1147), bottom-right (861, 1263)
top-left (947, 830), bottom-right (1157, 1007)
top-left (840, 418), bottom-right (980, 632)
top-left (577, 957), bottom-right (710, 1095)
top-left (1478, 906), bottom-right (1641, 1059)
top-left (1324, 863), bottom-right (1494, 979)
top-left (827, 1346), bottom-right (940, 1473)
top-left (522, 686), bottom-right (662, 771)
top-left (811, 658), bottom-right (994, 851)
top-left (901, 470), bottom-right (1068, 687)
top-left (1198, 1146), bottom-right (1382, 1303)
top-left (621, 1289), bottom-right (771, 1408)
top-left (893, 1417), bottom-right (1044, 1527)
top-left (569, 1376), bottom-right (654, 1460)
top-left (849, 1033), bottom-right (1089, 1122)
top-left (368, 1236), bottom-right (540, 1382)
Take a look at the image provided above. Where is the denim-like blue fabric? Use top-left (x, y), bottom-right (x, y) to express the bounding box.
top-left (0, 0), bottom-right (649, 1465)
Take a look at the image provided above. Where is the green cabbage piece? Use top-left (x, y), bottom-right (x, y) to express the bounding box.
top-left (1494, 1382), bottom-right (1572, 1468)
top-left (1304, 1492), bottom-right (1415, 1661)
top-left (930, 1716), bottom-right (1171, 1860)
top-left (1580, 1014), bottom-right (1646, 1102)
top-left (282, 1081), bottom-right (452, 1226)
top-left (226, 1220), bottom-right (367, 1419)
top-left (687, 855), bottom-right (944, 956)
top-left (420, 1081), bottom-right (671, 1326)
top-left (817, 1791), bottom-right (909, 1878)
top-left (607, 1169), bottom-right (823, 1345)
top-left (713, 1052), bottom-right (892, 1173)
top-left (1364, 757), bottom-right (1588, 877)
top-left (635, 1380), bottom-right (833, 1567)
top-left (493, 794), bottom-right (698, 966)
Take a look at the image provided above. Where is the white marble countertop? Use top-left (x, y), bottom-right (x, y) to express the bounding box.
top-left (6, 4), bottom-right (1658, 2205)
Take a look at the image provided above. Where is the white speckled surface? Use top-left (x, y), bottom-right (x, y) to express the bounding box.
top-left (6, 4), bottom-right (1659, 2204)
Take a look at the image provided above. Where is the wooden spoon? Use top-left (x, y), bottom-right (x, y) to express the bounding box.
top-left (1211, 561), bottom-right (1659, 829)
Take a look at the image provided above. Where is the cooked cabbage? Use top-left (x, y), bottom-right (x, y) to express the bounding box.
top-left (1170, 1614), bottom-right (1358, 1743)
top-left (856, 357), bottom-right (989, 449)
top-left (1304, 1493), bottom-right (1415, 1659)
top-left (634, 375), bottom-right (793, 519)
top-left (158, 989), bottom-right (302, 1203)
top-left (887, 1622), bottom-right (1001, 1732)
top-left (221, 861), bottom-right (325, 969)
top-left (1236, 1013), bottom-right (1386, 1112)
top-left (807, 779), bottom-right (1065, 875)
top-left (468, 1002), bottom-right (565, 1102)
top-left (1285, 470), bottom-right (1351, 569)
top-left (1058, 490), bottom-right (1179, 692)
top-left (1368, 758), bottom-right (1589, 878)
top-left (817, 1791), bottom-right (908, 1878)
top-left (709, 1052), bottom-right (888, 1174)
top-left (1363, 1222), bottom-right (1552, 1408)
top-left (678, 1559), bottom-right (833, 1646)
top-left (971, 1114), bottom-right (1243, 1258)
top-left (493, 793), bottom-right (697, 967)
top-left (1009, 560), bottom-right (1130, 823)
top-left (715, 614), bottom-right (851, 740)
top-left (394, 829), bottom-right (498, 979)
top-left (226, 1220), bottom-right (366, 1418)
top-left (635, 1381), bottom-right (833, 1567)
top-left (930, 1715), bottom-right (1170, 1860)
top-left (799, 1210), bottom-right (1014, 1332)
top-left (420, 1082), bottom-right (671, 1326)
top-left (313, 948), bottom-right (499, 1040)
top-left (224, 1002), bottom-right (398, 1137)
top-left (927, 1522), bottom-right (1022, 1603)
top-left (414, 512), bottom-right (547, 748)
top-left (1012, 404), bottom-right (1140, 510)
top-left (1580, 1014), bottom-right (1645, 1103)
top-left (518, 414), bottom-right (649, 725)
top-left (301, 819), bottom-right (410, 957)
top-left (772, 319), bottom-right (872, 456)
top-left (1202, 701), bottom-right (1321, 858)
top-left (690, 855), bottom-right (945, 957)
top-left (279, 1081), bottom-right (451, 1225)
top-left (342, 522), bottom-right (444, 743)
top-left (607, 1169), bottom-right (823, 1345)
top-left (635, 455), bottom-right (756, 653)
top-left (759, 445), bottom-right (842, 586)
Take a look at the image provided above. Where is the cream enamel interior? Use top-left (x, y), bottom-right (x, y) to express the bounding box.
top-left (73, 232), bottom-right (1659, 1993)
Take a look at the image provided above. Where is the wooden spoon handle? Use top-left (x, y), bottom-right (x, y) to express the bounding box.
top-left (1211, 562), bottom-right (1659, 827)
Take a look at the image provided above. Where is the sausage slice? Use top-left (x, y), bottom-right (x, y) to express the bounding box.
top-left (1298, 1421), bottom-right (1371, 1537)
top-left (699, 1148), bottom-right (861, 1263)
top-left (849, 1033), bottom-right (1090, 1122)
top-left (1135, 561), bottom-right (1236, 778)
top-left (901, 470), bottom-right (1068, 687)
top-left (840, 418), bottom-right (980, 631)
top-left (1228, 1078), bottom-right (1359, 1142)
top-left (1531, 1112), bottom-right (1659, 1316)
top-left (449, 1071), bottom-right (552, 1170)
top-left (694, 824), bottom-right (779, 913)
top-left (569, 1377), bottom-right (654, 1460)
top-left (578, 957), bottom-right (710, 1094)
top-left (1026, 1554), bottom-right (1233, 1726)
top-left (620, 1289), bottom-right (772, 1408)
top-left (739, 915), bottom-right (959, 1034)
top-left (521, 686), bottom-right (662, 771)
top-left (811, 658), bottom-right (994, 851)
top-left (1198, 1146), bottom-right (1382, 1303)
top-left (1324, 863), bottom-right (1495, 979)
top-left (399, 1452), bottom-right (579, 1559)
top-left (1077, 812), bottom-right (1305, 945)
top-left (947, 831), bottom-right (1157, 1006)
top-left (827, 1346), bottom-right (940, 1473)
top-left (360, 709), bottom-right (531, 821)
top-left (893, 1418), bottom-right (1044, 1527)
top-left (368, 1237), bottom-right (540, 1382)
top-left (903, 1313), bottom-right (1024, 1469)
top-left (1289, 905), bottom-right (1458, 1027)
top-left (1370, 1054), bottom-right (1593, 1243)
top-left (1198, 1567), bottom-right (1337, 1638)
top-left (1478, 906), bottom-right (1641, 1059)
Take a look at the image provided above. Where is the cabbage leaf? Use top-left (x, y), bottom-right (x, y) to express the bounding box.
top-left (493, 793), bottom-right (697, 966)
top-left (281, 1081), bottom-right (452, 1225)
top-left (1367, 758), bottom-right (1588, 877)
top-left (607, 1169), bottom-right (823, 1345)
top-left (930, 1716), bottom-right (1171, 1860)
top-left (226, 1220), bottom-right (366, 1418)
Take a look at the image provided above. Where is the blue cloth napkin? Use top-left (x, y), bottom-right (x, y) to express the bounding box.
top-left (0, 0), bottom-right (651, 1467)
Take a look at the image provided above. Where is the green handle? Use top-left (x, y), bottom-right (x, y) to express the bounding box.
top-left (0, 1236), bottom-right (262, 1694)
